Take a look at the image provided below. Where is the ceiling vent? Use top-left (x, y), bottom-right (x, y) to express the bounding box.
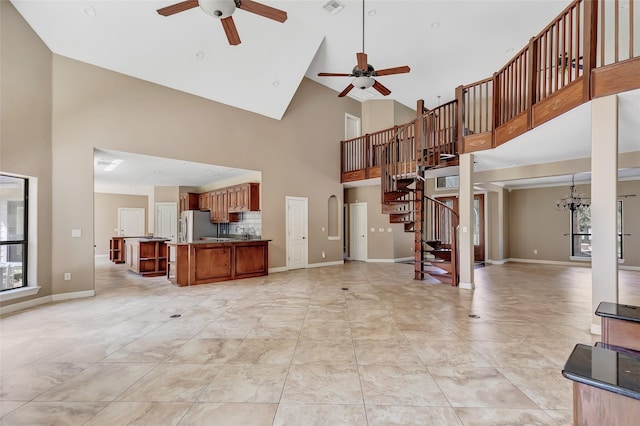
top-left (323, 1), bottom-right (345, 15)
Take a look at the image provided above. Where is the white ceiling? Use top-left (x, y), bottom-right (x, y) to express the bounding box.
top-left (11, 0), bottom-right (639, 191)
top-left (11, 0), bottom-right (572, 119)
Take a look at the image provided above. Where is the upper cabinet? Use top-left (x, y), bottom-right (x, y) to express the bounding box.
top-left (229, 183), bottom-right (260, 213)
top-left (179, 193), bottom-right (199, 213)
top-left (198, 192), bottom-right (211, 211)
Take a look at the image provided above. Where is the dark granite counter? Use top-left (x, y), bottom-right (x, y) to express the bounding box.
top-left (563, 343), bottom-right (640, 400)
top-left (596, 302), bottom-right (640, 324)
top-left (169, 238), bottom-right (271, 246)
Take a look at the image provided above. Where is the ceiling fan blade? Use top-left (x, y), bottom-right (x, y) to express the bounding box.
top-left (356, 52), bottom-right (368, 71)
top-left (372, 80), bottom-right (391, 96)
top-left (338, 84), bottom-right (355, 97)
top-left (238, 0), bottom-right (288, 22)
top-left (221, 16), bottom-right (241, 45)
top-left (318, 72), bottom-right (352, 77)
top-left (156, 0), bottom-right (199, 16)
top-left (374, 66), bottom-right (411, 76)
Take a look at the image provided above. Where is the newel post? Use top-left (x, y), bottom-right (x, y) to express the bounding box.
top-left (455, 85), bottom-right (464, 155)
top-left (365, 133), bottom-right (370, 179)
top-left (527, 37), bottom-right (538, 129)
top-left (492, 72), bottom-right (500, 148)
top-left (583, 0), bottom-right (598, 101)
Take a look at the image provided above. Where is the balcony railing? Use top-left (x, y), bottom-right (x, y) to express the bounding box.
top-left (341, 0), bottom-right (640, 181)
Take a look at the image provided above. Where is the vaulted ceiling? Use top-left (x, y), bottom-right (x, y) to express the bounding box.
top-left (11, 0), bottom-right (571, 120)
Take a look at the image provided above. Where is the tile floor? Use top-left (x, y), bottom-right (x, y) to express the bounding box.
top-left (1, 259), bottom-right (639, 425)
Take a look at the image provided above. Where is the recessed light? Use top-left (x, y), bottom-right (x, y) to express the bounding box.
top-left (195, 51), bottom-right (205, 60)
top-left (367, 9), bottom-right (376, 16)
top-left (430, 22), bottom-right (440, 29)
top-left (272, 80), bottom-right (279, 87)
top-left (83, 6), bottom-right (96, 17)
top-left (506, 47), bottom-right (515, 53)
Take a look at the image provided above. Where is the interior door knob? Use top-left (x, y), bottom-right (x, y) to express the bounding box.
top-left (302, 236), bottom-right (306, 239)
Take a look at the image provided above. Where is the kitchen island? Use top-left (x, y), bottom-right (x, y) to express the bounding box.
top-left (166, 239), bottom-right (269, 286)
top-left (124, 237), bottom-right (170, 277)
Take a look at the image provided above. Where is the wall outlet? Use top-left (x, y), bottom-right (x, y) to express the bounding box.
top-left (533, 249), bottom-right (538, 254)
top-left (322, 251), bottom-right (326, 259)
top-left (64, 272), bottom-right (71, 281)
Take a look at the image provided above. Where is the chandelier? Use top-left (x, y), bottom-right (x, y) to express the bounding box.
top-left (556, 175), bottom-right (590, 211)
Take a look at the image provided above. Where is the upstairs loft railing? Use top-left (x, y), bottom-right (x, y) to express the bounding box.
top-left (341, 0), bottom-right (640, 181)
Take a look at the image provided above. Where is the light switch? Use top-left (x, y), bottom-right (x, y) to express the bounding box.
top-left (462, 226), bottom-right (468, 233)
top-left (387, 228), bottom-right (392, 232)
top-left (370, 227), bottom-right (375, 232)
top-left (321, 227), bottom-right (325, 232)
top-left (378, 227), bottom-right (384, 232)
top-left (72, 229), bottom-right (82, 237)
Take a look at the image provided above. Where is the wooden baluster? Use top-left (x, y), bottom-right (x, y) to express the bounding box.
top-left (568, 6), bottom-right (574, 83)
top-left (615, 0), bottom-right (619, 63)
top-left (584, 0), bottom-right (598, 101)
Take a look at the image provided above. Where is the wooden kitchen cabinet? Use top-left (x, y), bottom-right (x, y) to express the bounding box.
top-left (229, 183), bottom-right (260, 213)
top-left (179, 193), bottom-right (199, 212)
top-left (124, 238), bottom-right (169, 277)
top-left (109, 237), bottom-right (125, 263)
top-left (198, 192), bottom-right (211, 211)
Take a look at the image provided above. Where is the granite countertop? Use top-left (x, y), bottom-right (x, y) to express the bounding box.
top-left (123, 237), bottom-right (171, 242)
top-left (596, 301), bottom-right (640, 323)
top-left (562, 343), bottom-right (640, 400)
top-left (169, 239), bottom-right (272, 245)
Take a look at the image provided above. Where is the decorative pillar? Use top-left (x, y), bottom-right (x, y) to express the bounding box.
top-left (459, 153), bottom-right (475, 289)
top-left (590, 94), bottom-right (618, 334)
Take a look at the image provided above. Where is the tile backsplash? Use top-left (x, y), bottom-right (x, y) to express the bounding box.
top-left (219, 211), bottom-right (262, 238)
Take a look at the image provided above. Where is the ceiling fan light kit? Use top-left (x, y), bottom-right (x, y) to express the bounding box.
top-left (156, 0), bottom-right (287, 46)
top-left (317, 0), bottom-right (411, 98)
top-left (353, 76), bottom-right (374, 89)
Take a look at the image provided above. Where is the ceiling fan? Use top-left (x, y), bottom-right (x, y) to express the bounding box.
top-left (156, 0), bottom-right (287, 46)
top-left (317, 0), bottom-right (410, 97)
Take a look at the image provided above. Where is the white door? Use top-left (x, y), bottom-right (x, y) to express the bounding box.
top-left (345, 113), bottom-right (361, 140)
top-left (118, 208), bottom-right (145, 237)
top-left (155, 202), bottom-right (178, 242)
top-left (350, 202), bottom-right (367, 261)
top-left (286, 196), bottom-right (308, 270)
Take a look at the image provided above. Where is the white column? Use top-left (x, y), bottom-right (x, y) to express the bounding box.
top-left (590, 95), bottom-right (618, 335)
top-left (459, 153), bottom-right (475, 289)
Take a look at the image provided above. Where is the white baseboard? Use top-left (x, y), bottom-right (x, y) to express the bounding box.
top-left (486, 259), bottom-right (507, 265)
top-left (459, 282), bottom-right (475, 290)
top-left (621, 265), bottom-right (640, 271)
top-left (94, 254), bottom-right (109, 259)
top-left (307, 260), bottom-right (344, 268)
top-left (394, 257), bottom-right (414, 263)
top-left (51, 290), bottom-right (95, 301)
top-left (506, 258), bottom-right (591, 267)
top-left (366, 258), bottom-right (395, 263)
top-left (1, 290), bottom-right (96, 316)
top-left (591, 323), bottom-right (602, 335)
top-left (268, 266), bottom-right (287, 274)
top-left (0, 295), bottom-right (52, 316)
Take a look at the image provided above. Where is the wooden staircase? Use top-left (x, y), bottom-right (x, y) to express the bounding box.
top-left (380, 104), bottom-right (460, 285)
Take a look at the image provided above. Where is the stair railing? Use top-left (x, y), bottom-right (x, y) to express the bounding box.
top-left (380, 120), bottom-right (417, 197)
top-left (422, 195), bottom-right (460, 286)
top-left (423, 100), bottom-right (458, 168)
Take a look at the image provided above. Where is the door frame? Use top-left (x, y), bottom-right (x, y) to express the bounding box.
top-left (435, 194), bottom-right (485, 262)
top-left (285, 196), bottom-right (308, 270)
top-left (349, 202), bottom-right (367, 261)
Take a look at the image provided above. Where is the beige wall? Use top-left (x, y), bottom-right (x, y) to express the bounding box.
top-left (94, 193), bottom-right (148, 255)
top-left (47, 53), bottom-right (360, 296)
top-left (508, 180), bottom-right (640, 266)
top-left (0, 1), bottom-right (53, 305)
top-left (344, 186), bottom-right (412, 260)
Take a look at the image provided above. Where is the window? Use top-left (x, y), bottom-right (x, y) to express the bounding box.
top-left (1, 174), bottom-right (28, 291)
top-left (435, 175), bottom-right (459, 190)
top-left (570, 201), bottom-right (623, 259)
